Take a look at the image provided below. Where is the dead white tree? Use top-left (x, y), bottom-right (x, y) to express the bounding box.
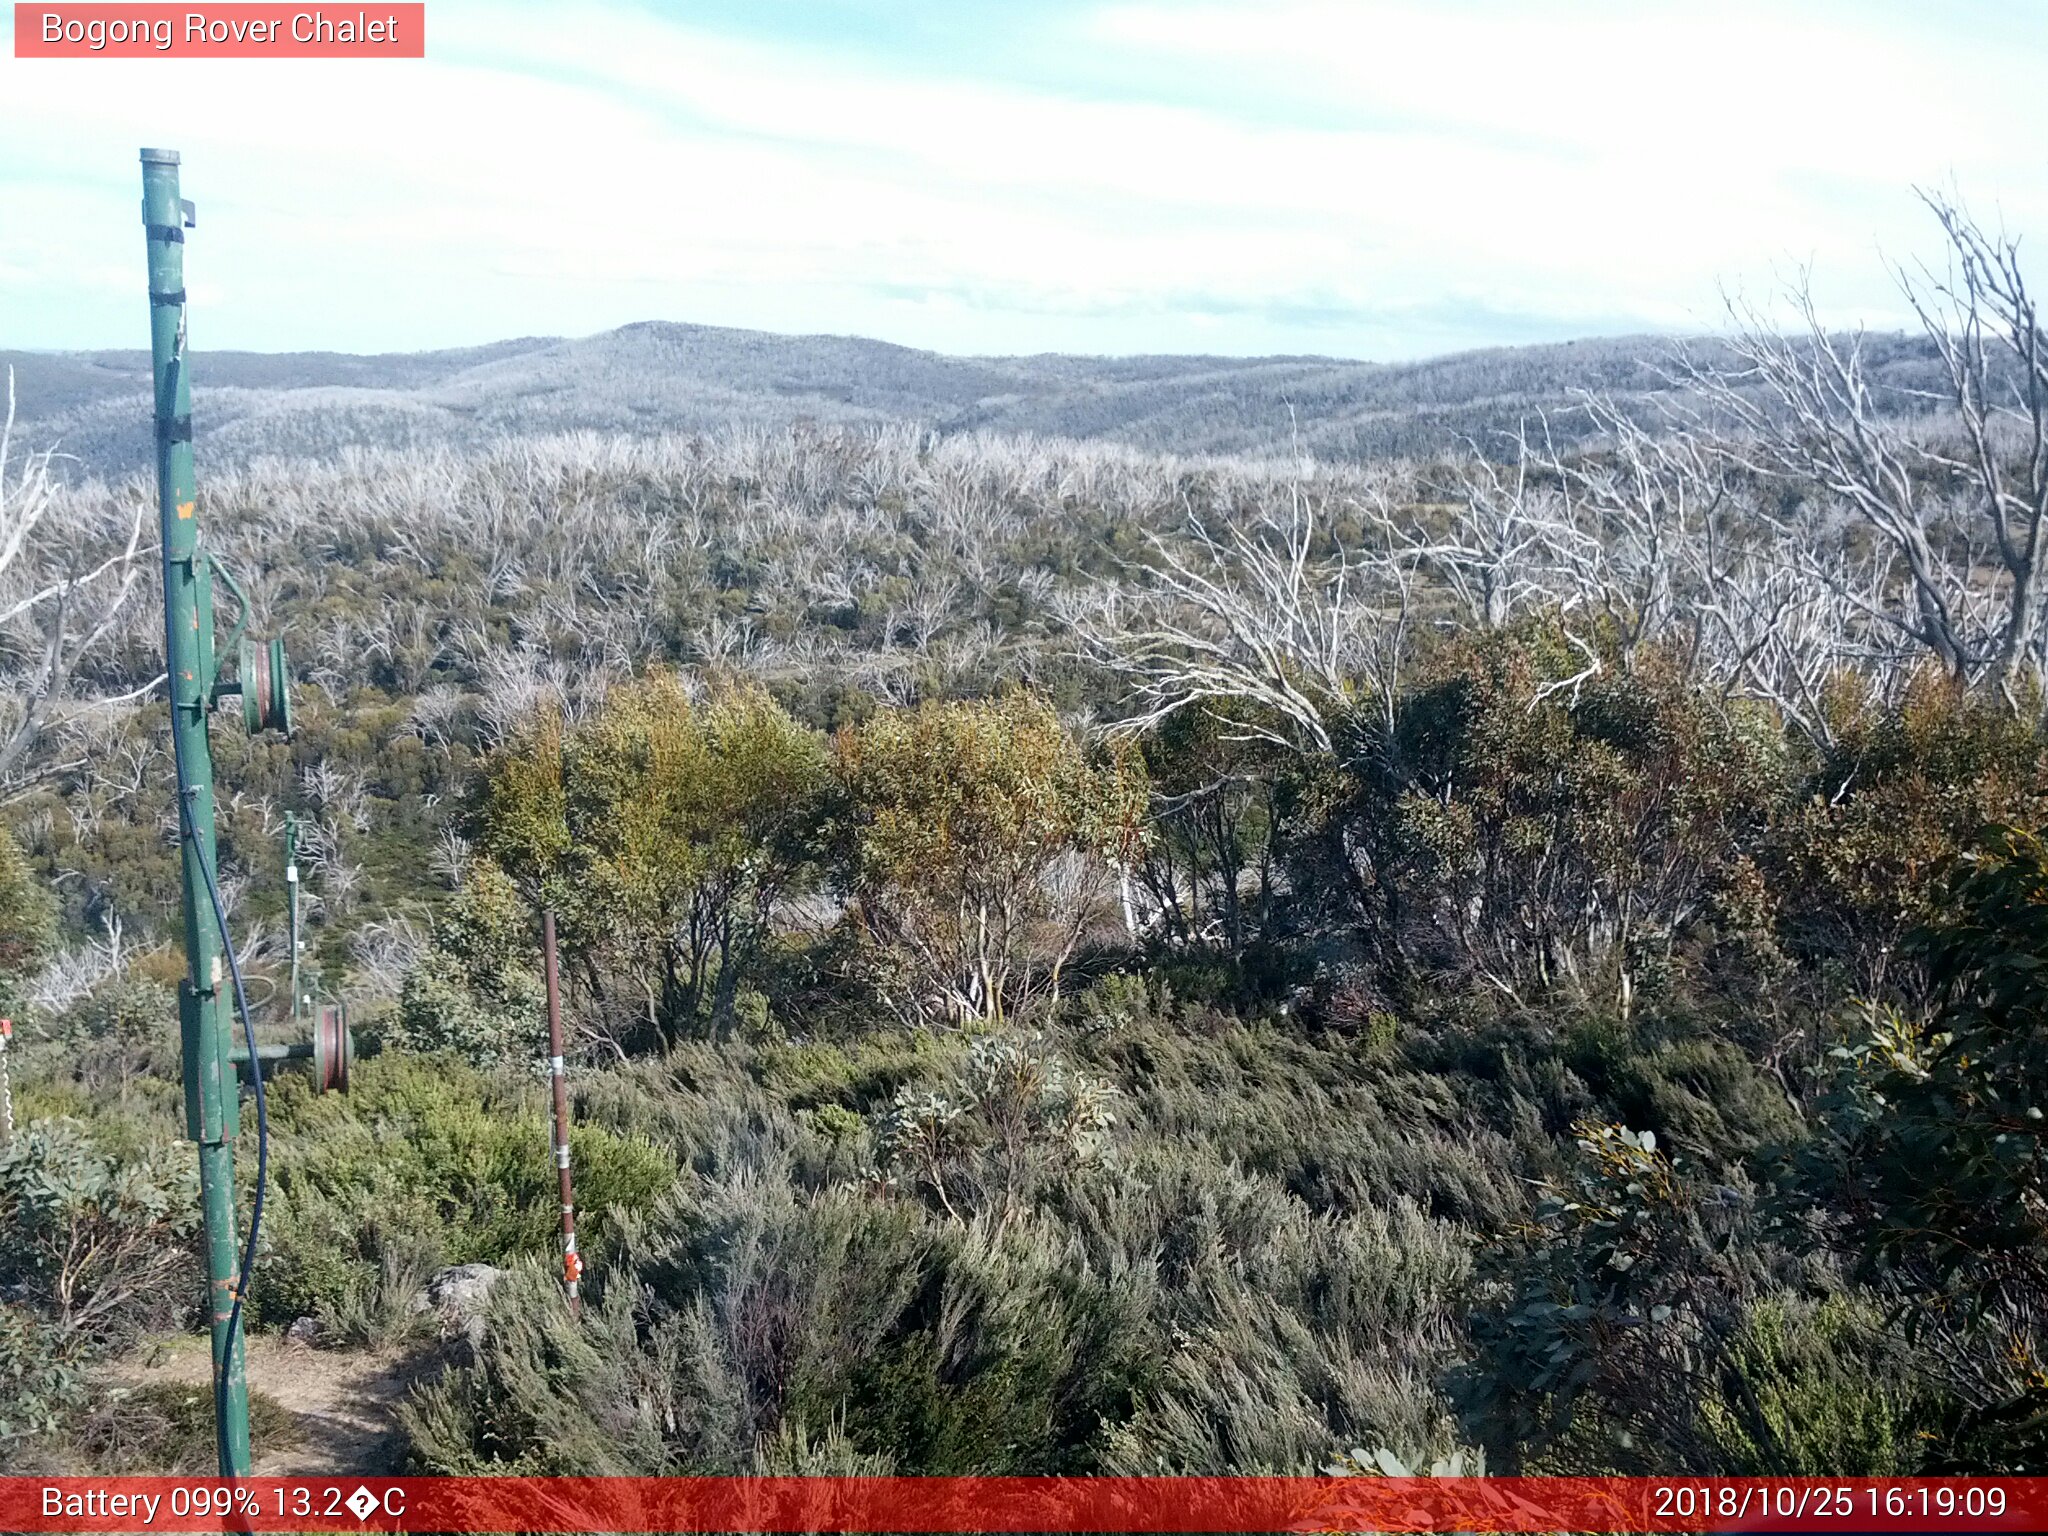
top-left (1084, 477), bottom-right (1401, 757)
top-left (1536, 400), bottom-right (1719, 663)
top-left (1434, 438), bottom-right (1591, 630)
top-left (0, 369), bottom-right (153, 788)
top-left (1682, 190), bottom-right (2048, 705)
top-left (1527, 395), bottom-right (1878, 746)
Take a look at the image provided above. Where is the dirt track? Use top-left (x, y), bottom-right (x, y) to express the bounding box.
top-left (117, 1334), bottom-right (419, 1474)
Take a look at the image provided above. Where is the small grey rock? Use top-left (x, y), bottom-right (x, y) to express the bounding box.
top-left (286, 1314), bottom-right (323, 1346)
top-left (428, 1262), bottom-right (506, 1310)
top-left (412, 1262), bottom-right (507, 1343)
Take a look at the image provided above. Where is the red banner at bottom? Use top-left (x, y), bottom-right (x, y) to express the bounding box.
top-left (4, 1476), bottom-right (2039, 1533)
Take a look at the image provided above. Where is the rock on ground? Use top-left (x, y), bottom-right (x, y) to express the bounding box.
top-left (409, 1262), bottom-right (506, 1343)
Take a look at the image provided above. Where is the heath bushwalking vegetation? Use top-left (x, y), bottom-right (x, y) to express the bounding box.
top-left (5, 195), bottom-right (2048, 1475)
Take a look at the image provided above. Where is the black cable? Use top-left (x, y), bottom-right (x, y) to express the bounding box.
top-left (166, 635), bottom-right (269, 1476)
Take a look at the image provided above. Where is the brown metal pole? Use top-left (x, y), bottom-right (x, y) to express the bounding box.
top-left (541, 910), bottom-right (581, 1315)
top-left (1, 1018), bottom-right (14, 1146)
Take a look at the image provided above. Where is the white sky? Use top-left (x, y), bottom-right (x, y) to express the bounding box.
top-left (2, 0), bottom-right (2044, 359)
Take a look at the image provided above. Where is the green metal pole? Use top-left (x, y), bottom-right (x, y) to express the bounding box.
top-left (143, 146), bottom-right (252, 1479)
top-left (230, 1040), bottom-right (314, 1087)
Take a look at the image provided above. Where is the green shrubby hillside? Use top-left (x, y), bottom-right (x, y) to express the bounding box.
top-left (7, 319), bottom-right (2048, 1473)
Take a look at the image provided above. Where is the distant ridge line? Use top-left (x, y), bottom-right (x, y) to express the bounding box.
top-left (1, 320), bottom-right (1942, 479)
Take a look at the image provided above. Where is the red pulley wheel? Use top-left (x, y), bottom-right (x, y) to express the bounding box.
top-left (312, 1002), bottom-right (351, 1093)
top-left (236, 636), bottom-right (293, 736)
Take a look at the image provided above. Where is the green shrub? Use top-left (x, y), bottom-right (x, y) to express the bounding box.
top-left (0, 1119), bottom-right (199, 1349)
top-left (1128, 708), bottom-right (1279, 955)
top-left (1562, 1015), bottom-right (1802, 1169)
top-left (1286, 628), bottom-right (1786, 1012)
top-left (1457, 1120), bottom-right (1773, 1472)
top-left (0, 828), bottom-right (58, 999)
top-left (402, 1015), bottom-right (1477, 1479)
top-left (1699, 1296), bottom-right (1925, 1473)
top-left (0, 1305), bottom-right (85, 1444)
top-left (391, 860), bottom-right (543, 1067)
top-left (1767, 675), bottom-right (2048, 995)
top-left (474, 675), bottom-right (834, 1046)
top-left (23, 976), bottom-right (182, 1109)
top-left (1831, 825), bottom-right (2048, 1313)
top-left (253, 1052), bottom-right (673, 1331)
top-left (1784, 824), bottom-right (2048, 1470)
top-left (1089, 1166), bottom-right (1466, 1474)
top-left (836, 693), bottom-right (1145, 1027)
top-left (873, 1031), bottom-right (1119, 1225)
top-left (69, 1382), bottom-right (301, 1474)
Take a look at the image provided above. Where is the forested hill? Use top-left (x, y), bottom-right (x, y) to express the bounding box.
top-left (1, 322), bottom-right (1941, 479)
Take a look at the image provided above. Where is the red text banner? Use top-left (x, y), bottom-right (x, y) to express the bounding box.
top-left (1, 1477), bottom-right (2041, 1533)
top-left (14, 5), bottom-right (424, 57)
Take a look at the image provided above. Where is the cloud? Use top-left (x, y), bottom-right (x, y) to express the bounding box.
top-left (1, 0), bottom-right (2041, 357)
